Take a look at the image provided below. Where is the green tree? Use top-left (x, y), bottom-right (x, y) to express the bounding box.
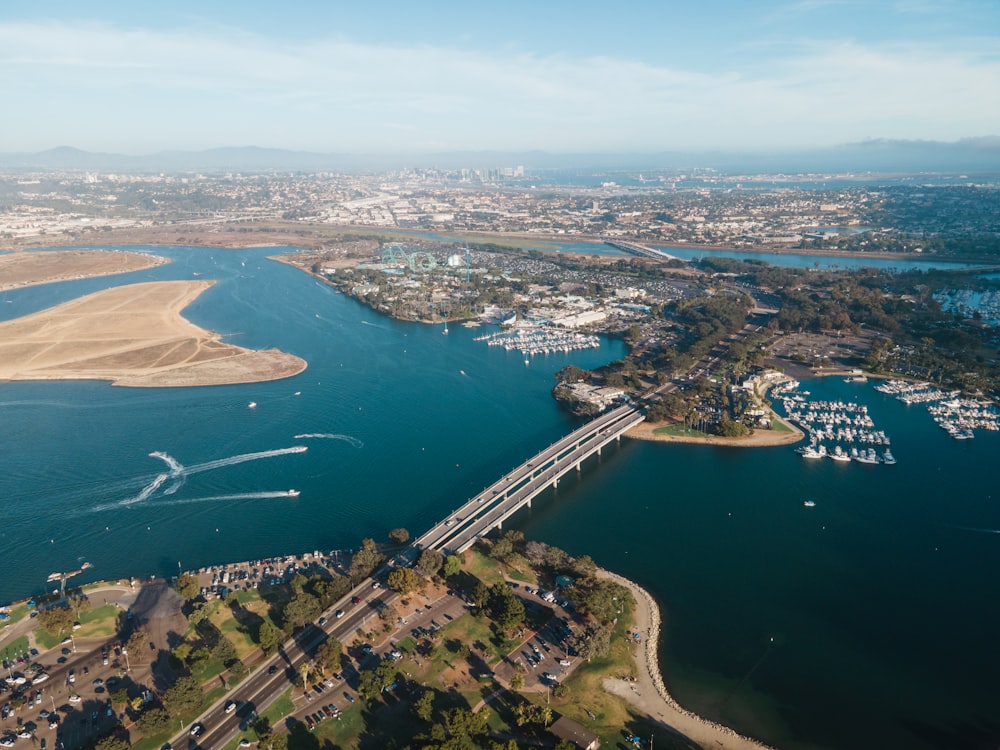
top-left (94, 737), bottom-right (129, 750)
top-left (111, 687), bottom-right (129, 706)
top-left (37, 605), bottom-right (74, 636)
top-left (388, 527), bottom-right (410, 544)
top-left (509, 672), bottom-right (524, 690)
top-left (176, 573), bottom-right (200, 599)
top-left (314, 636), bottom-right (343, 675)
top-left (348, 538), bottom-right (385, 581)
top-left (387, 567), bottom-right (422, 595)
top-left (257, 620), bottom-right (281, 655)
top-left (415, 549), bottom-right (444, 577)
top-left (137, 707), bottom-right (171, 734)
top-left (163, 675), bottom-right (203, 716)
top-left (282, 592), bottom-right (321, 631)
top-left (443, 555), bottom-right (462, 578)
top-left (470, 581), bottom-right (490, 610)
top-left (125, 630), bottom-right (148, 664)
top-left (413, 689), bottom-right (434, 722)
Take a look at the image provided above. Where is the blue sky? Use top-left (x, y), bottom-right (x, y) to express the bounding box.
top-left (2, 0), bottom-right (998, 154)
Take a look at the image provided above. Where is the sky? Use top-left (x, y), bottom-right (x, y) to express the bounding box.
top-left (1, 0), bottom-right (998, 155)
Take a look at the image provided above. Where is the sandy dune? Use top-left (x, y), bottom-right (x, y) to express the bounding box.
top-left (0, 280), bottom-right (306, 387)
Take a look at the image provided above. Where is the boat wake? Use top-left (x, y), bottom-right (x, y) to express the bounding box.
top-left (155, 491), bottom-right (295, 507)
top-left (293, 433), bottom-right (364, 448)
top-left (949, 525), bottom-right (1000, 535)
top-left (83, 446), bottom-right (309, 514)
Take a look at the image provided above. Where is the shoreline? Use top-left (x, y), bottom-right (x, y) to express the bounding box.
top-left (597, 568), bottom-right (776, 750)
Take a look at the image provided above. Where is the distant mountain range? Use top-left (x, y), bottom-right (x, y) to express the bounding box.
top-left (1, 138), bottom-right (998, 175)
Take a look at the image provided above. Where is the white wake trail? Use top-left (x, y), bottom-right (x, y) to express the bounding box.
top-left (181, 446), bottom-right (308, 476)
top-left (155, 491), bottom-right (296, 507)
top-left (149, 451), bottom-right (184, 476)
top-left (294, 434), bottom-right (364, 448)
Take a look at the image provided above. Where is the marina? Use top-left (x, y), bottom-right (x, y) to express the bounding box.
top-left (474, 325), bottom-right (602, 356)
top-left (874, 379), bottom-right (1000, 439)
top-left (775, 381), bottom-right (896, 465)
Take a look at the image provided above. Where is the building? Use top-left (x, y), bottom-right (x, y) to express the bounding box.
top-left (550, 715), bottom-right (600, 750)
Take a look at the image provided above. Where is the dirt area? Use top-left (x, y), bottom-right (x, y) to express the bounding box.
top-left (0, 280), bottom-right (306, 387)
top-left (0, 248), bottom-right (169, 291)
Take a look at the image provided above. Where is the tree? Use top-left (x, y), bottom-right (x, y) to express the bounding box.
top-left (509, 672), bottom-right (524, 690)
top-left (315, 637), bottom-right (342, 674)
top-left (348, 538), bottom-right (385, 581)
top-left (163, 675), bottom-right (203, 716)
top-left (387, 567), bottom-right (422, 595)
top-left (470, 581), bottom-right (490, 610)
top-left (282, 592), bottom-right (321, 631)
top-left (111, 688), bottom-right (129, 706)
top-left (94, 737), bottom-right (129, 750)
top-left (413, 689), bottom-right (434, 722)
top-left (137, 707), bottom-right (171, 734)
top-left (176, 573), bottom-right (200, 599)
top-left (415, 549), bottom-right (443, 578)
top-left (388, 527), bottom-right (410, 544)
top-left (567, 623), bottom-right (613, 661)
top-left (37, 605), bottom-right (74, 636)
top-left (125, 630), bottom-right (148, 664)
top-left (443, 555), bottom-right (462, 578)
top-left (257, 620), bottom-right (281, 655)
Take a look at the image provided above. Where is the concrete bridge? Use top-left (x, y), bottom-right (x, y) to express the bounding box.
top-left (604, 239), bottom-right (682, 262)
top-left (414, 403), bottom-right (645, 555)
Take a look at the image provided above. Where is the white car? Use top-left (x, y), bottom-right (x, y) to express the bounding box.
top-left (225, 700), bottom-right (237, 714)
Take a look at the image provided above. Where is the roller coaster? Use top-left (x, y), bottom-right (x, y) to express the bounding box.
top-left (381, 243), bottom-right (437, 272)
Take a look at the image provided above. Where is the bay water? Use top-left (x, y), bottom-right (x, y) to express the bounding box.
top-left (1, 245), bottom-right (997, 749)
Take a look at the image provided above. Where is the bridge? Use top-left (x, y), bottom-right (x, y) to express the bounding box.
top-left (166, 403), bottom-right (644, 750)
top-left (604, 239), bottom-right (682, 263)
top-left (413, 402), bottom-right (645, 555)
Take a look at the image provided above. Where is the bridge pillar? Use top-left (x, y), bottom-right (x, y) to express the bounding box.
top-left (496, 519), bottom-right (502, 530)
top-left (575, 462), bottom-right (581, 472)
top-left (597, 445), bottom-right (602, 456)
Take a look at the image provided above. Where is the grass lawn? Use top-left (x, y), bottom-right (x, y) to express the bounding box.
top-left (769, 417), bottom-right (794, 433)
top-left (0, 635), bottom-right (29, 661)
top-left (653, 423), bottom-right (711, 438)
top-left (34, 627), bottom-right (67, 650)
top-left (1, 604), bottom-right (30, 629)
top-left (74, 605), bottom-right (120, 637)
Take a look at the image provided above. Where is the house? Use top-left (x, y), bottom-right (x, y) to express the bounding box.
top-left (550, 715), bottom-right (600, 750)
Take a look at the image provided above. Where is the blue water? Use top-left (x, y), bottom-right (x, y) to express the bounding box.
top-left (2, 246), bottom-right (998, 749)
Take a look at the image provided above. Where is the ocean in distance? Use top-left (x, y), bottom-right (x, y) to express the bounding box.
top-left (2, 245), bottom-right (998, 750)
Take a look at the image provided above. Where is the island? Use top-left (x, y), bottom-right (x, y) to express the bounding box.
top-left (0, 279), bottom-right (306, 387)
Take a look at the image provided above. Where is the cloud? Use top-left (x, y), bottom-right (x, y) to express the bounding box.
top-left (1, 20), bottom-right (998, 152)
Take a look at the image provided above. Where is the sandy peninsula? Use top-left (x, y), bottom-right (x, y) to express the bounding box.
top-left (627, 417), bottom-right (803, 448)
top-left (0, 248), bottom-right (168, 291)
top-left (0, 280), bottom-right (306, 387)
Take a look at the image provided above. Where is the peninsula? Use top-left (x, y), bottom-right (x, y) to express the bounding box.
top-left (0, 279), bottom-right (306, 387)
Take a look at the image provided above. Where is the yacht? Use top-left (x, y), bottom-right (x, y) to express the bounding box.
top-left (248, 402), bottom-right (257, 409)
top-left (882, 449), bottom-right (896, 465)
top-left (803, 500), bottom-right (816, 507)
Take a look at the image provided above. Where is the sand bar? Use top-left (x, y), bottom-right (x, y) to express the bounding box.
top-left (627, 418), bottom-right (803, 448)
top-left (0, 248), bottom-right (167, 291)
top-left (0, 280), bottom-right (306, 387)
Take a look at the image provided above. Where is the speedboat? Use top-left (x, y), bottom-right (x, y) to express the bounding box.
top-left (287, 489), bottom-right (300, 498)
top-left (248, 402), bottom-right (257, 409)
top-left (803, 500), bottom-right (816, 507)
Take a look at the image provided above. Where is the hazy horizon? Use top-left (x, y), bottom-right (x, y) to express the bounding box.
top-left (2, 0), bottom-right (999, 156)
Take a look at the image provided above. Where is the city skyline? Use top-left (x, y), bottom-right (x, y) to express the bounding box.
top-left (2, 0), bottom-right (999, 155)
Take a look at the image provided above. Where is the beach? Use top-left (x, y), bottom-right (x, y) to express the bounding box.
top-left (598, 568), bottom-right (776, 750)
top-left (0, 279), bottom-right (306, 387)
